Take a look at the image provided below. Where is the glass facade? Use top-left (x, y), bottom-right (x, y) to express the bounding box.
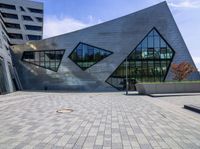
top-left (69, 42), bottom-right (113, 70)
top-left (106, 28), bottom-right (175, 90)
top-left (22, 50), bottom-right (65, 72)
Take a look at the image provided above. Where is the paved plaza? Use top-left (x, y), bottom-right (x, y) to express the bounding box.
top-left (0, 92), bottom-right (200, 149)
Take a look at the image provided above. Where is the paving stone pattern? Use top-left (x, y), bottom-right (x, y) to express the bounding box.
top-left (0, 92), bottom-right (200, 149)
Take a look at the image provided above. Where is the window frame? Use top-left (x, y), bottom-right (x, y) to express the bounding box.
top-left (27, 35), bottom-right (42, 40)
top-left (25, 25), bottom-right (42, 31)
top-left (28, 8), bottom-right (43, 14)
top-left (5, 22), bottom-right (21, 29)
top-left (22, 15), bottom-right (33, 21)
top-left (8, 33), bottom-right (23, 39)
top-left (0, 3), bottom-right (16, 10)
top-left (2, 12), bottom-right (18, 19)
top-left (106, 27), bottom-right (175, 90)
top-left (68, 42), bottom-right (113, 70)
top-left (36, 17), bottom-right (43, 22)
top-left (21, 49), bottom-right (65, 72)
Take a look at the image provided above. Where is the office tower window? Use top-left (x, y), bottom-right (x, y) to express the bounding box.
top-left (8, 33), bottom-right (23, 39)
top-left (5, 22), bottom-right (20, 29)
top-left (2, 13), bottom-right (18, 19)
top-left (22, 15), bottom-right (33, 21)
top-left (28, 8), bottom-right (43, 14)
top-left (25, 25), bottom-right (42, 31)
top-left (36, 17), bottom-right (43, 22)
top-left (20, 6), bottom-right (25, 11)
top-left (0, 3), bottom-right (16, 10)
top-left (27, 35), bottom-right (42, 40)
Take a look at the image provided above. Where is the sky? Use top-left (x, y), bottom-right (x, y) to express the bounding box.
top-left (34, 0), bottom-right (200, 70)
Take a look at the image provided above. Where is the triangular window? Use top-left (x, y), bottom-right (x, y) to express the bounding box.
top-left (106, 28), bottom-right (175, 90)
top-left (22, 49), bottom-right (65, 72)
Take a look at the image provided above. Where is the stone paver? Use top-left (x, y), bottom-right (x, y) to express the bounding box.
top-left (0, 91), bottom-right (200, 149)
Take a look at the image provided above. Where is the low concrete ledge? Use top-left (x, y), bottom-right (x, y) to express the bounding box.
top-left (135, 82), bottom-right (200, 95)
top-left (184, 105), bottom-right (200, 114)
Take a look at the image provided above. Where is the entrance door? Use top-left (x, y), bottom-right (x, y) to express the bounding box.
top-left (128, 78), bottom-right (137, 91)
top-left (0, 58), bottom-right (7, 94)
top-left (8, 63), bottom-right (19, 91)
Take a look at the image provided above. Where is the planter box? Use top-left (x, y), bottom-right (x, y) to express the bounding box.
top-left (135, 82), bottom-right (200, 95)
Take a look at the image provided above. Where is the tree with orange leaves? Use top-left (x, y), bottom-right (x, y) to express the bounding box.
top-left (171, 62), bottom-right (197, 81)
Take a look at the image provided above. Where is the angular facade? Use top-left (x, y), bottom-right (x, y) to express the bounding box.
top-left (11, 2), bottom-right (200, 92)
top-left (106, 28), bottom-right (175, 90)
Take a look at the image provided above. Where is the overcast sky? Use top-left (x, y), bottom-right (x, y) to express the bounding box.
top-left (34, 0), bottom-right (200, 70)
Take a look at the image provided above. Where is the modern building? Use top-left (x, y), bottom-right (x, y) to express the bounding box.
top-left (0, 0), bottom-right (43, 94)
top-left (0, 16), bottom-right (12, 94)
top-left (11, 1), bottom-right (200, 92)
top-left (0, 0), bottom-right (43, 45)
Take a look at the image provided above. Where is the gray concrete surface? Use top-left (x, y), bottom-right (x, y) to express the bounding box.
top-left (1, 91), bottom-right (200, 149)
top-left (151, 92), bottom-right (200, 107)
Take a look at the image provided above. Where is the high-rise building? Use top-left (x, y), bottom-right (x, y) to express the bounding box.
top-left (0, 0), bottom-right (43, 45)
top-left (0, 0), bottom-right (43, 94)
top-left (0, 13), bottom-right (13, 94)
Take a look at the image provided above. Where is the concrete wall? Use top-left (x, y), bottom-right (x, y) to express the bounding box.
top-left (136, 82), bottom-right (200, 94)
top-left (11, 2), bottom-right (200, 92)
top-left (0, 23), bottom-right (15, 93)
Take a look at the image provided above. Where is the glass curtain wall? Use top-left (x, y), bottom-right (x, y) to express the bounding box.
top-left (106, 28), bottom-right (175, 90)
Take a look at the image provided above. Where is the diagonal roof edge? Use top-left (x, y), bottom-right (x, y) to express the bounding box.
top-left (41, 1), bottom-right (168, 40)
